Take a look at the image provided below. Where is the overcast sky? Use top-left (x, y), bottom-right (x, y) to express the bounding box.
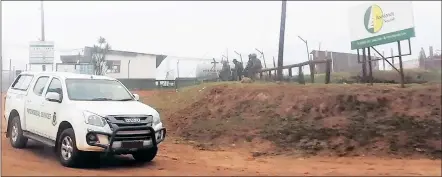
top-left (1, 1), bottom-right (441, 76)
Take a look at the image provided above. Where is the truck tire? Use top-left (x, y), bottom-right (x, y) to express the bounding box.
top-left (9, 116), bottom-right (28, 148)
top-left (132, 147), bottom-right (158, 163)
top-left (57, 128), bottom-right (86, 167)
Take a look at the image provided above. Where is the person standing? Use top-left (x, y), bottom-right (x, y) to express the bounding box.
top-left (247, 53), bottom-right (262, 80)
top-left (232, 59), bottom-right (244, 81)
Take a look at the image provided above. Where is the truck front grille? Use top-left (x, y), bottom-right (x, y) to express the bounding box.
top-left (113, 130), bottom-right (152, 141)
top-left (105, 115), bottom-right (154, 141)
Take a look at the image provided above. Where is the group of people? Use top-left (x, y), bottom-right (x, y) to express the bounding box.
top-left (219, 53), bottom-right (263, 81)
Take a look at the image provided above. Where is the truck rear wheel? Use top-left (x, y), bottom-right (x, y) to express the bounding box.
top-left (132, 147), bottom-right (158, 163)
top-left (9, 116), bottom-right (28, 148)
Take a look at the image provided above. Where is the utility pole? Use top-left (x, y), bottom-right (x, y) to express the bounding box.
top-left (40, 1), bottom-right (47, 71)
top-left (277, 0), bottom-right (287, 81)
top-left (128, 60), bottom-right (131, 78)
top-left (41, 1), bottom-right (45, 41)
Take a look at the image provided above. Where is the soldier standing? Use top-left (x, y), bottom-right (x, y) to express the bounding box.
top-left (232, 59), bottom-right (244, 81)
top-left (219, 60), bottom-right (231, 81)
top-left (246, 53), bottom-right (262, 80)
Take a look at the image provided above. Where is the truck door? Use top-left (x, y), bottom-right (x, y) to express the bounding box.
top-left (40, 77), bottom-right (64, 140)
top-left (25, 76), bottom-right (50, 136)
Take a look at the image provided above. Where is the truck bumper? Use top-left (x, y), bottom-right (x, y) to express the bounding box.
top-left (83, 125), bottom-right (166, 154)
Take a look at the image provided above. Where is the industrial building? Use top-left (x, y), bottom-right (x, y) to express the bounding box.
top-left (58, 46), bottom-right (166, 79)
top-left (58, 46), bottom-right (203, 90)
top-left (311, 50), bottom-right (379, 74)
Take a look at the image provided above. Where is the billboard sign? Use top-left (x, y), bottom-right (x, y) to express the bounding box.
top-left (348, 2), bottom-right (415, 50)
top-left (29, 41), bottom-right (55, 64)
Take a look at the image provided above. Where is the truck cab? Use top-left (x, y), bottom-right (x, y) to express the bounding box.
top-left (4, 71), bottom-right (166, 167)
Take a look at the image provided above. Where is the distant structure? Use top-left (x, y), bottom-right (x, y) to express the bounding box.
top-left (310, 50), bottom-right (379, 74)
top-left (58, 46), bottom-right (166, 79)
top-left (417, 46), bottom-right (441, 70)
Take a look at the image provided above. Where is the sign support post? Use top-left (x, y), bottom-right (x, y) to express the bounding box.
top-left (397, 41), bottom-right (405, 88)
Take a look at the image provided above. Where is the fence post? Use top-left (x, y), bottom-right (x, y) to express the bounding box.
top-left (325, 59), bottom-right (331, 84)
top-left (309, 61), bottom-right (315, 83)
top-left (298, 67), bottom-right (305, 84)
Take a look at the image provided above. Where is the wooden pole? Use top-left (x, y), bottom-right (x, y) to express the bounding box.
top-left (276, 0), bottom-right (287, 81)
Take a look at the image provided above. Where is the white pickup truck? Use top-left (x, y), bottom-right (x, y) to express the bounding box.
top-left (4, 71), bottom-right (166, 167)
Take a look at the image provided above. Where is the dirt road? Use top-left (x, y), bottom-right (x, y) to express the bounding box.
top-left (1, 131), bottom-right (441, 176)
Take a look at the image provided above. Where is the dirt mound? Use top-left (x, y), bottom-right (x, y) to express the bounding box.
top-left (164, 84), bottom-right (441, 158)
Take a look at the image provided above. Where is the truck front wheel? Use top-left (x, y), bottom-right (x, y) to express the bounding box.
top-left (57, 128), bottom-right (86, 167)
top-left (9, 116), bottom-right (28, 148)
top-left (132, 147), bottom-right (158, 163)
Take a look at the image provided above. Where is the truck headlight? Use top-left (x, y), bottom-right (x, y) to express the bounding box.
top-left (152, 112), bottom-right (161, 125)
top-left (153, 116), bottom-right (161, 125)
top-left (83, 111), bottom-right (107, 127)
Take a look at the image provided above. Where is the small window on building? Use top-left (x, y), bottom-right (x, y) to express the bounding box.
top-left (42, 65), bottom-right (46, 71)
top-left (33, 76), bottom-right (50, 96)
top-left (106, 60), bottom-right (121, 73)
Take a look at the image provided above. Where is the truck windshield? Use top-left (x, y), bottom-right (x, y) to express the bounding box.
top-left (65, 79), bottom-right (134, 101)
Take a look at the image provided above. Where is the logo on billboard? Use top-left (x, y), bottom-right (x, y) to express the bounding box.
top-left (364, 5), bottom-right (395, 34)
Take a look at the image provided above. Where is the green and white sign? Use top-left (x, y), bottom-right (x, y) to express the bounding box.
top-left (348, 2), bottom-right (416, 50)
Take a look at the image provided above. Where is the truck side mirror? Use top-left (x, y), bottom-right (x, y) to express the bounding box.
top-left (132, 93), bottom-right (140, 101)
top-left (46, 92), bottom-right (62, 103)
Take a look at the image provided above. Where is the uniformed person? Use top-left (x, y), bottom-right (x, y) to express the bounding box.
top-left (219, 60), bottom-right (231, 81)
top-left (232, 59), bottom-right (244, 81)
top-left (246, 53), bottom-right (262, 80)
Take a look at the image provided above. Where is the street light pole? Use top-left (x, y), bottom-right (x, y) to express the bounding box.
top-left (298, 36), bottom-right (309, 61)
top-left (255, 48), bottom-right (267, 68)
top-left (298, 35), bottom-right (314, 83)
top-left (234, 51), bottom-right (243, 65)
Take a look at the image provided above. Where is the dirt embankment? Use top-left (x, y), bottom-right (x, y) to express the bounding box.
top-left (162, 84), bottom-right (441, 159)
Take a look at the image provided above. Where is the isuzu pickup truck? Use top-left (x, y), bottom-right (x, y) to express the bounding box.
top-left (4, 71), bottom-right (166, 167)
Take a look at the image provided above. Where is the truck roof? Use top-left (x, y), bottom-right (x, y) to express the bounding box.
top-left (19, 71), bottom-right (116, 80)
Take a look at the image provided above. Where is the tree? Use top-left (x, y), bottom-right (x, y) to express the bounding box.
top-left (91, 36), bottom-right (111, 75)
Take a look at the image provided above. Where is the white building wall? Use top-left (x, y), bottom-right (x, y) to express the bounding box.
top-left (56, 64), bottom-right (94, 74)
top-left (29, 64), bottom-right (54, 72)
top-left (104, 53), bottom-right (157, 79)
top-left (56, 64), bottom-right (76, 73)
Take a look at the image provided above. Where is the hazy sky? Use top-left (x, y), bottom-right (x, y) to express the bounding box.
top-left (2, 1), bottom-right (441, 76)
